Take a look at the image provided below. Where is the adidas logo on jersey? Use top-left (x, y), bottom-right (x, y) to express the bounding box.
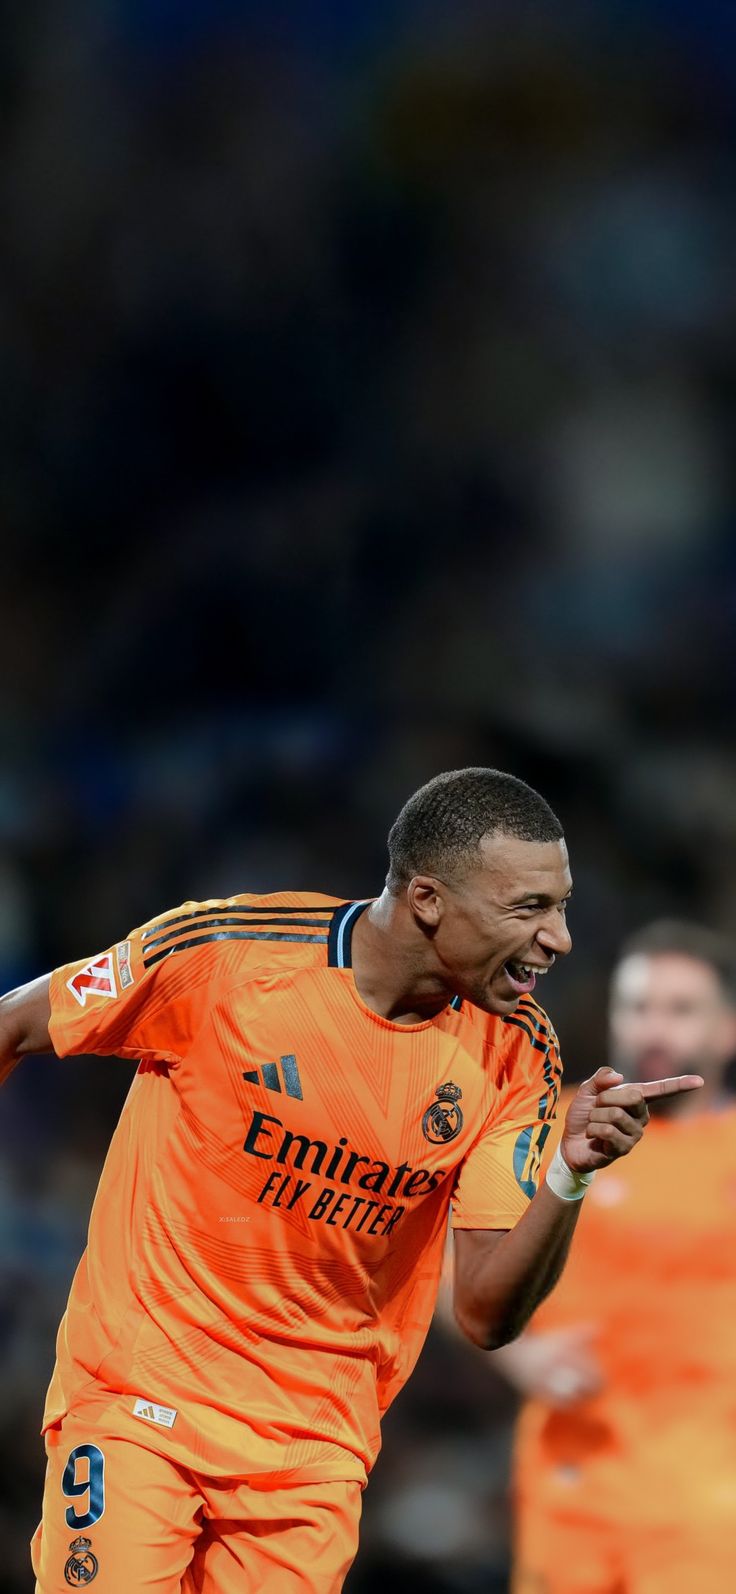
top-left (242, 1054), bottom-right (303, 1100)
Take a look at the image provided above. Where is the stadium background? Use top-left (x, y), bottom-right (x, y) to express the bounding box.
top-left (2, 1), bottom-right (735, 1587)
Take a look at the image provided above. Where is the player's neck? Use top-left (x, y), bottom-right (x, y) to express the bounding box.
top-left (350, 893), bottom-right (453, 1025)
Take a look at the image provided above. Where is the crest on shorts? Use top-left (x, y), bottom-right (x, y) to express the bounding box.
top-left (422, 1081), bottom-right (463, 1144)
top-left (64, 1536), bottom-right (99, 1585)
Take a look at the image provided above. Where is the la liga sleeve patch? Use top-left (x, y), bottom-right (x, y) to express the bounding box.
top-left (66, 952), bottom-right (118, 1008)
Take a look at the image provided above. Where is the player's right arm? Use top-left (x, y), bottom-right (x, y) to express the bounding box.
top-left (1, 898), bottom-right (257, 1082)
top-left (453, 1065), bottom-right (702, 1349)
top-left (0, 974), bottom-right (52, 1086)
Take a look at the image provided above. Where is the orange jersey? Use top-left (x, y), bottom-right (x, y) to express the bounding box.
top-left (46, 893), bottom-right (561, 1484)
top-left (516, 1091), bottom-right (736, 1525)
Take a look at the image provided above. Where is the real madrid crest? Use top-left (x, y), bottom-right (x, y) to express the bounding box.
top-left (64, 1535), bottom-right (99, 1586)
top-left (422, 1081), bottom-right (463, 1144)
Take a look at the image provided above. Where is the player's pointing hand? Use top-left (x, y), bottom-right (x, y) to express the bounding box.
top-left (560, 1066), bottom-right (704, 1174)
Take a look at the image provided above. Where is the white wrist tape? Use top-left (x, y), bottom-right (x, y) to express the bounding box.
top-left (545, 1145), bottom-right (595, 1202)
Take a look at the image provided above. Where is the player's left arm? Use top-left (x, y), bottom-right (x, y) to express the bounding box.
top-left (453, 1064), bottom-right (702, 1351)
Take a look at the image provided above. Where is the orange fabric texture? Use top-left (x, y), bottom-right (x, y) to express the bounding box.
top-left (32, 1390), bottom-right (361, 1593)
top-left (46, 893), bottom-right (561, 1484)
top-left (513, 1502), bottom-right (736, 1594)
top-left (514, 1090), bottom-right (736, 1568)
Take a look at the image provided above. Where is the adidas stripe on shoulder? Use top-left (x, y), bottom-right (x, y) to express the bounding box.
top-left (503, 998), bottom-right (559, 1057)
top-left (141, 904), bottom-right (333, 970)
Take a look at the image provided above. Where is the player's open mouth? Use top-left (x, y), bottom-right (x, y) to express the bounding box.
top-left (503, 960), bottom-right (549, 994)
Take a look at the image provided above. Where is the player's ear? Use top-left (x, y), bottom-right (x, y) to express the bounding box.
top-left (407, 877), bottom-right (444, 931)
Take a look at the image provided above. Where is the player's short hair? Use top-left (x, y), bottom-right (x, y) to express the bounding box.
top-left (618, 920), bottom-right (736, 1005)
top-left (386, 768), bottom-right (563, 891)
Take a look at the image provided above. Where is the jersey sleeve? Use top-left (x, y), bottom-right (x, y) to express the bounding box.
top-left (48, 900), bottom-right (247, 1065)
top-left (451, 1011), bottom-right (563, 1231)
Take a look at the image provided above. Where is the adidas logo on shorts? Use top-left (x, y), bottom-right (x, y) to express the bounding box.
top-left (133, 1398), bottom-right (177, 1428)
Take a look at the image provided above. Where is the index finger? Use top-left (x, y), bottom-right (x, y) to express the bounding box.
top-left (637, 1074), bottom-right (704, 1100)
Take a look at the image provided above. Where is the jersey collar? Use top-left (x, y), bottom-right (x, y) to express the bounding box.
top-left (327, 900), bottom-right (371, 968)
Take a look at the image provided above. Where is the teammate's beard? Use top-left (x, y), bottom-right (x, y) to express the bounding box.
top-left (616, 1048), bottom-right (706, 1117)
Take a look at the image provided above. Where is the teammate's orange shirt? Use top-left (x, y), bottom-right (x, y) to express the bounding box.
top-left (516, 1090), bottom-right (736, 1524)
top-left (46, 894), bottom-right (561, 1483)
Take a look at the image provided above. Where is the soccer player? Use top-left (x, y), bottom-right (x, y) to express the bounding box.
top-left (0, 770), bottom-right (700, 1594)
top-left (496, 919), bottom-right (736, 1594)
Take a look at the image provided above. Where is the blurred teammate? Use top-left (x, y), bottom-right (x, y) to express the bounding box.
top-left (496, 920), bottom-right (736, 1594)
top-left (0, 771), bottom-right (699, 1594)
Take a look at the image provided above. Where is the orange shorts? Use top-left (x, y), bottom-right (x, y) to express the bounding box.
top-left (31, 1407), bottom-right (362, 1593)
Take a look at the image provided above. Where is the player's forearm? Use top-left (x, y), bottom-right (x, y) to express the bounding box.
top-left (454, 1182), bottom-right (583, 1350)
top-left (0, 975), bottom-right (53, 1084)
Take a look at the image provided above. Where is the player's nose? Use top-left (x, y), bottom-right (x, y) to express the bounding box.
top-left (538, 915), bottom-right (572, 958)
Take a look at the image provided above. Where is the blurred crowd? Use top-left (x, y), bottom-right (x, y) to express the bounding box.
top-left (1, 0), bottom-right (735, 1586)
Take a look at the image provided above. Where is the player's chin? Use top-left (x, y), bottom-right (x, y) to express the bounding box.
top-left (490, 995), bottom-right (522, 1017)
top-left (474, 979), bottom-right (521, 1017)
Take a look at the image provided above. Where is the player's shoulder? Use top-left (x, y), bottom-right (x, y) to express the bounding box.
top-left (503, 994), bottom-right (561, 1055)
top-left (464, 993), bottom-right (560, 1060)
top-left (496, 997), bottom-right (562, 1097)
top-left (137, 891), bottom-right (350, 979)
top-left (229, 890), bottom-right (349, 914)
top-left (143, 889), bottom-right (347, 932)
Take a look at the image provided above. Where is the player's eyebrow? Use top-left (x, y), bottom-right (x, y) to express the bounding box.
top-left (514, 889), bottom-right (573, 905)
